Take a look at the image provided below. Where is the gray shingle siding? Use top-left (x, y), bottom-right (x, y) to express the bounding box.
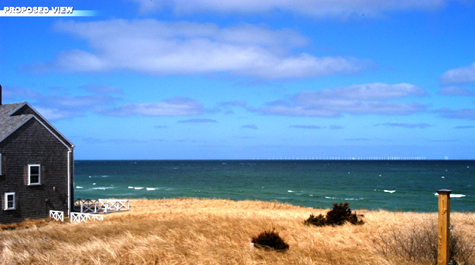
top-left (0, 102), bottom-right (74, 224)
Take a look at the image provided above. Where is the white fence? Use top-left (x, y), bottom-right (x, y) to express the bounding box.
top-left (49, 210), bottom-right (64, 222)
top-left (70, 212), bottom-right (104, 223)
top-left (99, 199), bottom-right (130, 213)
top-left (74, 199), bottom-right (130, 213)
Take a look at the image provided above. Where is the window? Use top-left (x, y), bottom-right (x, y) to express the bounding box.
top-left (28, 164), bottom-right (41, 185)
top-left (0, 153), bottom-right (2, 176)
top-left (4, 192), bottom-right (15, 210)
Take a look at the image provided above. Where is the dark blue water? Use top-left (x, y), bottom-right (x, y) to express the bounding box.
top-left (73, 160), bottom-right (475, 212)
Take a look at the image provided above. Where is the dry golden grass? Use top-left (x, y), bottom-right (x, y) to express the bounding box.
top-left (1, 198), bottom-right (474, 264)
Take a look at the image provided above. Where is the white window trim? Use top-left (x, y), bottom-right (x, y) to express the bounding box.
top-left (4, 192), bottom-right (15, 210)
top-left (28, 164), bottom-right (41, 185)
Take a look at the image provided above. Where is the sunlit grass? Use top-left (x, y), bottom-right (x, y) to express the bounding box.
top-left (1, 198), bottom-right (474, 264)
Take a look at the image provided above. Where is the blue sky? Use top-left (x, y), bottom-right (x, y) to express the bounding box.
top-left (1, 0), bottom-right (475, 159)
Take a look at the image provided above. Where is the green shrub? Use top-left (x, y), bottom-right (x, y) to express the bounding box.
top-left (303, 214), bottom-right (327, 226)
top-left (304, 202), bottom-right (364, 227)
top-left (251, 229), bottom-right (289, 252)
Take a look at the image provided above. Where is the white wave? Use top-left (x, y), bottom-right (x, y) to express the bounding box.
top-left (434, 193), bottom-right (467, 198)
top-left (344, 198), bottom-right (364, 201)
top-left (288, 190), bottom-right (294, 193)
top-left (92, 187), bottom-right (113, 190)
top-left (384, 190), bottom-right (396, 193)
top-left (127, 186), bottom-right (171, 191)
top-left (325, 196), bottom-right (363, 201)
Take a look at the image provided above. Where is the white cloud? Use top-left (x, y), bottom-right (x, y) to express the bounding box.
top-left (289, 125), bottom-right (323, 129)
top-left (127, 0), bottom-right (447, 18)
top-left (250, 83), bottom-right (427, 117)
top-left (46, 94), bottom-right (116, 109)
top-left (178, 118), bottom-right (217, 123)
top-left (3, 86), bottom-right (121, 121)
top-left (436, 108), bottom-right (475, 120)
top-left (81, 85), bottom-right (124, 94)
top-left (253, 101), bottom-right (425, 117)
top-left (101, 97), bottom-right (206, 116)
top-left (2, 86), bottom-right (42, 101)
top-left (375, 122), bottom-right (432, 129)
top-left (35, 107), bottom-right (81, 121)
top-left (293, 83), bottom-right (425, 102)
top-left (440, 62), bottom-right (475, 85)
top-left (29, 19), bottom-right (368, 79)
top-left (218, 100), bottom-right (247, 107)
top-left (438, 86), bottom-right (475, 96)
top-left (241, 124), bottom-right (258, 129)
top-left (5, 85), bottom-right (205, 119)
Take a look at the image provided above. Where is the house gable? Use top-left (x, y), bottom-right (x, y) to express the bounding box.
top-left (0, 98), bottom-right (75, 224)
top-left (0, 103), bottom-right (73, 149)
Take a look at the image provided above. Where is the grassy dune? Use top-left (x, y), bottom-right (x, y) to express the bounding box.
top-left (1, 198), bottom-right (475, 264)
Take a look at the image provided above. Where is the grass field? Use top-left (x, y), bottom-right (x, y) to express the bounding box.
top-left (1, 198), bottom-right (475, 264)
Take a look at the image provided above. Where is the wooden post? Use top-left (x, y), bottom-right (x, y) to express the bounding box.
top-left (437, 189), bottom-right (451, 265)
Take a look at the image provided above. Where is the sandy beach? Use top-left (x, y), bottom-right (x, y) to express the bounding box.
top-left (1, 198), bottom-right (475, 264)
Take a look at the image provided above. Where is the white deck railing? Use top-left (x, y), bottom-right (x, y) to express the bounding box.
top-left (70, 212), bottom-right (104, 223)
top-left (99, 199), bottom-right (130, 213)
top-left (49, 210), bottom-right (64, 222)
top-left (74, 199), bottom-right (130, 213)
top-left (74, 199), bottom-right (99, 213)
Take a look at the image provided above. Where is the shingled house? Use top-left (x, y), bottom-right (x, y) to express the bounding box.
top-left (0, 86), bottom-right (75, 224)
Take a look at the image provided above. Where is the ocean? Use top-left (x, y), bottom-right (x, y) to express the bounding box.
top-left (74, 160), bottom-right (475, 212)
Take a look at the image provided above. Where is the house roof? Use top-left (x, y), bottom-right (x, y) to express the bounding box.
top-left (0, 102), bottom-right (31, 142)
top-left (0, 102), bottom-right (74, 149)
